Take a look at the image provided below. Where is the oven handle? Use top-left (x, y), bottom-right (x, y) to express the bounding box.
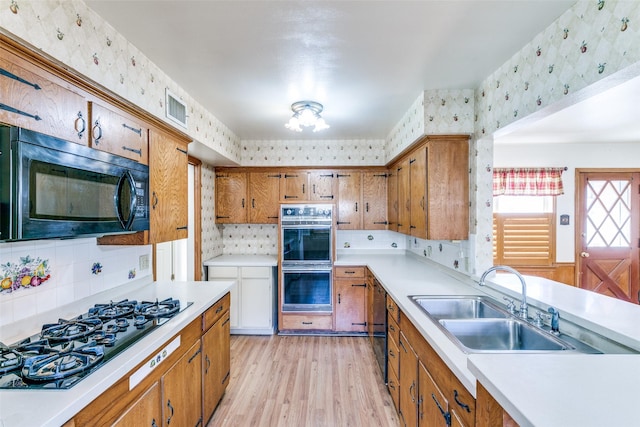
top-left (282, 265), bottom-right (333, 272)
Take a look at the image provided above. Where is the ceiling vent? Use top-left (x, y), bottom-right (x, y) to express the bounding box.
top-left (165, 89), bottom-right (188, 128)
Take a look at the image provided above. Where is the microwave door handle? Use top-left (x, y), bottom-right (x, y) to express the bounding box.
top-left (115, 170), bottom-right (137, 230)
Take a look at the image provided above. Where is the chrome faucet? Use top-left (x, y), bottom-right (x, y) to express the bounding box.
top-left (479, 265), bottom-right (529, 320)
top-left (548, 306), bottom-right (560, 335)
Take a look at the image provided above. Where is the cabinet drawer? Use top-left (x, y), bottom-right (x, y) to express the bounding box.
top-left (387, 369), bottom-right (400, 412)
top-left (241, 266), bottom-right (271, 278)
top-left (387, 314), bottom-right (400, 348)
top-left (334, 266), bottom-right (365, 278)
top-left (208, 266), bottom-right (238, 279)
top-left (90, 102), bottom-right (149, 164)
top-left (449, 374), bottom-right (476, 427)
top-left (203, 293), bottom-right (230, 331)
top-left (387, 333), bottom-right (400, 379)
top-left (281, 314), bottom-right (332, 330)
top-left (386, 294), bottom-right (400, 323)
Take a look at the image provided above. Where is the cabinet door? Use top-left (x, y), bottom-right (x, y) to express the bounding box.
top-left (363, 171), bottom-right (388, 230)
top-left (149, 129), bottom-right (189, 243)
top-left (399, 331), bottom-right (418, 427)
top-left (0, 46), bottom-right (88, 145)
top-left (334, 278), bottom-right (367, 332)
top-left (418, 361), bottom-right (450, 427)
top-left (215, 172), bottom-right (247, 223)
top-left (336, 172), bottom-right (362, 230)
top-left (409, 145), bottom-right (427, 239)
top-left (387, 169), bottom-right (398, 232)
top-left (248, 172), bottom-right (280, 223)
top-left (426, 137), bottom-right (470, 240)
top-left (309, 171), bottom-right (336, 201)
top-left (202, 312), bottom-right (231, 423)
top-left (280, 171), bottom-right (308, 201)
top-left (162, 340), bottom-right (202, 427)
top-left (397, 159), bottom-right (411, 235)
top-left (111, 382), bottom-right (161, 427)
top-left (90, 101), bottom-right (149, 164)
top-left (241, 268), bottom-right (273, 328)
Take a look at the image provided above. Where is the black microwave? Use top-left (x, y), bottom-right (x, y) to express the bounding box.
top-left (0, 126), bottom-right (149, 241)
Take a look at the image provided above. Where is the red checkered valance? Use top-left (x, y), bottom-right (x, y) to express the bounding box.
top-left (493, 167), bottom-right (565, 196)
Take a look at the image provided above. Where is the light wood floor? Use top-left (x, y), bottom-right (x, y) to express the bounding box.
top-left (207, 335), bottom-right (400, 427)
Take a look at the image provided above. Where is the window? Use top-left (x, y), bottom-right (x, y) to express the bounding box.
top-left (492, 167), bottom-right (563, 267)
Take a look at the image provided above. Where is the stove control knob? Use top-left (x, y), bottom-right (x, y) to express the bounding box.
top-left (286, 209), bottom-right (292, 215)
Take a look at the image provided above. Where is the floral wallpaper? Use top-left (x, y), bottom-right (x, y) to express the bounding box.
top-left (241, 139), bottom-right (386, 167)
top-left (0, 0), bottom-right (241, 163)
top-left (472, 0), bottom-right (640, 271)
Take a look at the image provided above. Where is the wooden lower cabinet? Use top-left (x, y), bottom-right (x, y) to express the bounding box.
top-left (419, 362), bottom-right (449, 427)
top-left (161, 340), bottom-right (203, 427)
top-left (70, 294), bottom-right (231, 427)
top-left (399, 331), bottom-right (419, 427)
top-left (386, 310), bottom-right (477, 427)
top-left (202, 310), bottom-right (231, 422)
top-left (334, 266), bottom-right (367, 332)
top-left (111, 381), bottom-right (161, 427)
top-left (280, 313), bottom-right (333, 330)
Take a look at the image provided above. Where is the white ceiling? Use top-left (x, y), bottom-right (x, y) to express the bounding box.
top-left (85, 0), bottom-right (577, 141)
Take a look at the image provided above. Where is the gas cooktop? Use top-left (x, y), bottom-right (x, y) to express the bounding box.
top-left (0, 297), bottom-right (192, 390)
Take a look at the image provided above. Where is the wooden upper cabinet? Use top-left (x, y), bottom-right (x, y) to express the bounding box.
top-left (336, 172), bottom-right (362, 230)
top-left (149, 128), bottom-right (189, 244)
top-left (390, 135), bottom-right (469, 241)
top-left (309, 171), bottom-right (336, 201)
top-left (410, 145), bottom-right (428, 239)
top-left (397, 159), bottom-right (411, 235)
top-left (387, 169), bottom-right (398, 232)
top-left (425, 136), bottom-right (469, 240)
top-left (248, 172), bottom-right (280, 223)
top-left (215, 172), bottom-right (247, 224)
top-left (89, 101), bottom-right (149, 164)
top-left (0, 45), bottom-right (88, 145)
top-left (280, 171), bottom-right (308, 201)
top-left (363, 171), bottom-right (388, 230)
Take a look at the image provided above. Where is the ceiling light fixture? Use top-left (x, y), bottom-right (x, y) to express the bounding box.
top-left (285, 100), bottom-right (330, 132)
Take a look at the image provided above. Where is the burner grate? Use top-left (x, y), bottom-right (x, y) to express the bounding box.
top-left (41, 318), bottom-right (103, 343)
top-left (22, 342), bottom-right (104, 382)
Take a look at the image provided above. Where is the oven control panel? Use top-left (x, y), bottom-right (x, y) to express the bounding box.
top-left (281, 204), bottom-right (332, 224)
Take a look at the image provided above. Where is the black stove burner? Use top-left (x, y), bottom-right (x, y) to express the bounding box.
top-left (89, 299), bottom-right (138, 320)
top-left (40, 317), bottom-right (103, 343)
top-left (135, 298), bottom-right (180, 319)
top-left (0, 296), bottom-right (190, 390)
top-left (21, 341), bottom-right (104, 382)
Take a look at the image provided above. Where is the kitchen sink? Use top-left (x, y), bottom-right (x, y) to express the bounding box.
top-left (411, 296), bottom-right (508, 319)
top-left (409, 295), bottom-right (579, 354)
top-left (438, 318), bottom-right (574, 353)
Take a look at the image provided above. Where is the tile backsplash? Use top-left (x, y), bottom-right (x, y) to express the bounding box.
top-left (0, 238), bottom-right (152, 324)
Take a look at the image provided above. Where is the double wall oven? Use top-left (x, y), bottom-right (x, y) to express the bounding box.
top-left (280, 204), bottom-right (333, 313)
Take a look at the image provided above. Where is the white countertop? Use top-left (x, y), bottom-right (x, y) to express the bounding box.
top-left (203, 254), bottom-right (278, 267)
top-left (336, 252), bottom-right (640, 426)
top-left (0, 280), bottom-right (233, 427)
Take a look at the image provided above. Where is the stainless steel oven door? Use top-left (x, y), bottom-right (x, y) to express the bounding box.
top-left (281, 265), bottom-right (332, 313)
top-left (281, 224), bottom-right (332, 263)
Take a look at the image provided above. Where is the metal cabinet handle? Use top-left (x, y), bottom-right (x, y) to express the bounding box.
top-left (74, 111), bottom-right (86, 139)
top-left (122, 122), bottom-right (142, 136)
top-left (151, 418), bottom-right (158, 427)
top-left (432, 393), bottom-right (451, 426)
top-left (167, 399), bottom-right (174, 424)
top-left (152, 191), bottom-right (158, 209)
top-left (338, 293), bottom-right (341, 304)
top-left (410, 381), bottom-right (416, 403)
top-left (92, 120), bottom-right (102, 144)
top-left (454, 389), bottom-right (471, 413)
top-left (205, 355), bottom-right (211, 374)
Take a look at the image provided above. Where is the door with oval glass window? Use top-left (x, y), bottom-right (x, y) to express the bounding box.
top-left (577, 171), bottom-right (640, 303)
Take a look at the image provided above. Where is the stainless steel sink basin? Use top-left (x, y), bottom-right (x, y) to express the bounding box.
top-left (411, 296), bottom-right (507, 319)
top-left (438, 318), bottom-right (575, 353)
top-left (409, 295), bottom-right (577, 353)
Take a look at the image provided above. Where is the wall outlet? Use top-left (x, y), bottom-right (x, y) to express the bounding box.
top-left (139, 254), bottom-right (150, 270)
